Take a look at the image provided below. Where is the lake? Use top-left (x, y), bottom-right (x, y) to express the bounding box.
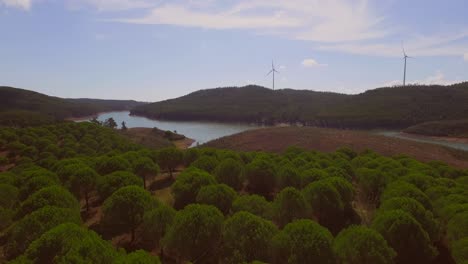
top-left (80, 111), bottom-right (262, 146)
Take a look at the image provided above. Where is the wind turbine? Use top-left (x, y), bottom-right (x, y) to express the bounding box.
top-left (402, 44), bottom-right (413, 87)
top-left (266, 61), bottom-right (280, 90)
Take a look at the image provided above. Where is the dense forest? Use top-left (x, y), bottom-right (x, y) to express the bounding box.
top-left (0, 122), bottom-right (467, 263)
top-left (0, 86), bottom-right (145, 127)
top-left (131, 83), bottom-right (468, 129)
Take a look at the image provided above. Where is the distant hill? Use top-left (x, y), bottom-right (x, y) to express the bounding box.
top-left (131, 83), bottom-right (468, 129)
top-left (0, 86), bottom-right (146, 126)
top-left (404, 119), bottom-right (468, 138)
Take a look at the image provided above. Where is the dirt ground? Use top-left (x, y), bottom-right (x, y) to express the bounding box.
top-left (204, 127), bottom-right (468, 169)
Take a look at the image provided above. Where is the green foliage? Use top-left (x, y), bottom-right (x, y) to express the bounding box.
top-left (171, 167), bottom-right (216, 209)
top-left (232, 194), bottom-right (272, 219)
top-left (451, 237), bottom-right (468, 264)
top-left (380, 181), bottom-right (432, 210)
top-left (214, 158), bottom-right (245, 191)
top-left (302, 180), bottom-right (343, 222)
top-left (157, 147), bottom-right (183, 177)
top-left (97, 171), bottom-right (143, 200)
top-left (22, 223), bottom-right (118, 263)
top-left (141, 204), bottom-right (176, 248)
top-left (379, 197), bottom-right (439, 241)
top-left (163, 204), bottom-right (224, 262)
top-left (372, 210), bottom-right (437, 264)
top-left (277, 165), bottom-right (301, 189)
top-left (356, 168), bottom-right (388, 203)
top-left (447, 211), bottom-right (468, 242)
top-left (5, 206), bottom-right (81, 259)
top-left (222, 211), bottom-right (278, 263)
top-left (18, 186), bottom-right (79, 218)
top-left (333, 225), bottom-right (396, 264)
top-left (115, 250), bottom-right (161, 264)
top-left (67, 166), bottom-right (99, 211)
top-left (0, 183), bottom-right (19, 209)
top-left (96, 156), bottom-right (131, 175)
top-left (191, 155), bottom-right (219, 173)
top-left (134, 157), bottom-right (160, 189)
top-left (102, 186), bottom-right (153, 241)
top-left (246, 157), bottom-right (276, 197)
top-left (273, 187), bottom-right (310, 227)
top-left (300, 168), bottom-right (328, 187)
top-left (196, 184), bottom-right (237, 214)
top-left (272, 219), bottom-right (335, 264)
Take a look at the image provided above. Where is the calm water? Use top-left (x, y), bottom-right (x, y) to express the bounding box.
top-left (81, 111), bottom-right (261, 146)
top-left (377, 131), bottom-right (468, 152)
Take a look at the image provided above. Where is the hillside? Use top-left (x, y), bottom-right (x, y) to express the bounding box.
top-left (131, 83), bottom-right (468, 129)
top-left (404, 119), bottom-right (468, 138)
top-left (0, 86), bottom-right (145, 126)
top-left (203, 126), bottom-right (468, 169)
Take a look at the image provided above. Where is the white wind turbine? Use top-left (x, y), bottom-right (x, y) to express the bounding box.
top-left (402, 44), bottom-right (413, 86)
top-left (266, 61), bottom-right (280, 90)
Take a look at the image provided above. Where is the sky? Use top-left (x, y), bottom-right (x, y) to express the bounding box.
top-left (1, 0), bottom-right (468, 101)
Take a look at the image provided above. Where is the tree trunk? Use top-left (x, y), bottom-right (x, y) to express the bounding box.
top-left (143, 174), bottom-right (146, 189)
top-left (131, 228), bottom-right (135, 243)
top-left (169, 168), bottom-right (173, 178)
top-left (85, 192), bottom-right (89, 212)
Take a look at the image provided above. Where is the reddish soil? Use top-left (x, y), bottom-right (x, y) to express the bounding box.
top-left (204, 127), bottom-right (468, 169)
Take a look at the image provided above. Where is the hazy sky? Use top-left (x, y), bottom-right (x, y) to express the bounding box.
top-left (1, 0), bottom-right (468, 101)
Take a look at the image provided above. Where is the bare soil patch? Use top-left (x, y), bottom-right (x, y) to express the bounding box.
top-left (204, 127), bottom-right (468, 168)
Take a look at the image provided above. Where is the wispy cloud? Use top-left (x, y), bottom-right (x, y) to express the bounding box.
top-left (1, 0), bottom-right (31, 10)
top-left (302, 58), bottom-right (327, 67)
top-left (464, 53), bottom-right (468, 62)
top-left (111, 0), bottom-right (388, 43)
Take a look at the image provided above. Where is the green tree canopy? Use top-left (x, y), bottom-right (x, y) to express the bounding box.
top-left (300, 168), bottom-right (328, 188)
top-left (18, 186), bottom-right (79, 218)
top-left (140, 204), bottom-right (176, 250)
top-left (246, 157), bottom-right (276, 197)
top-left (0, 183), bottom-right (19, 209)
top-left (115, 250), bottom-right (161, 264)
top-left (134, 157), bottom-right (160, 189)
top-left (379, 197), bottom-right (439, 241)
top-left (191, 155), bottom-right (219, 173)
top-left (222, 211), bottom-right (278, 264)
top-left (302, 180), bottom-right (343, 224)
top-left (102, 186), bottom-right (153, 242)
top-left (232, 194), bottom-right (272, 219)
top-left (196, 184), bottom-right (237, 215)
top-left (5, 206), bottom-right (81, 259)
top-left (272, 219), bottom-right (335, 264)
top-left (381, 181), bottom-right (432, 210)
top-left (333, 225), bottom-right (396, 264)
top-left (372, 210), bottom-right (437, 264)
top-left (97, 170), bottom-right (143, 200)
top-left (67, 166), bottom-right (99, 212)
top-left (214, 158), bottom-right (245, 191)
top-left (171, 167), bottom-right (216, 209)
top-left (277, 164), bottom-right (301, 189)
top-left (95, 156), bottom-right (131, 175)
top-left (273, 187), bottom-right (310, 227)
top-left (163, 204), bottom-right (223, 262)
top-left (447, 211), bottom-right (468, 242)
top-left (157, 147), bottom-right (183, 177)
top-left (22, 223), bottom-right (118, 263)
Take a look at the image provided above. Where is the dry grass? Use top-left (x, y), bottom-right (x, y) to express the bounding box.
top-left (204, 126), bottom-right (468, 169)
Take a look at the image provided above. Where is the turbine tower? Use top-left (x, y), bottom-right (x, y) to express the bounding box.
top-left (402, 44), bottom-right (413, 87)
top-left (267, 61), bottom-right (280, 90)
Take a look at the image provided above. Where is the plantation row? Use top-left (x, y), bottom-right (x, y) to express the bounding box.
top-left (0, 122), bottom-right (467, 263)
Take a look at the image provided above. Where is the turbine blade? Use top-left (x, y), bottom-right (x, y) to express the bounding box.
top-left (266, 70), bottom-right (273, 76)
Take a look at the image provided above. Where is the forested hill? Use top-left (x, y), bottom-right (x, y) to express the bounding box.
top-left (0, 86), bottom-right (145, 126)
top-left (130, 83), bottom-right (468, 129)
